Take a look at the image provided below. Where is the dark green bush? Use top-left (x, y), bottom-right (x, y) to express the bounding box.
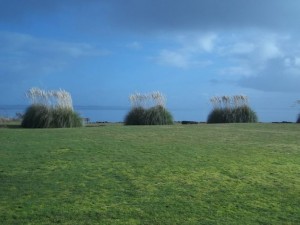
top-left (181, 121), bottom-right (198, 124)
top-left (124, 106), bottom-right (173, 125)
top-left (297, 114), bottom-right (300, 123)
top-left (51, 107), bottom-right (82, 128)
top-left (21, 104), bottom-right (52, 128)
top-left (144, 105), bottom-right (173, 125)
top-left (232, 106), bottom-right (258, 123)
top-left (124, 107), bottom-right (147, 125)
top-left (207, 108), bottom-right (226, 123)
top-left (207, 106), bottom-right (258, 123)
top-left (21, 104), bottom-right (82, 128)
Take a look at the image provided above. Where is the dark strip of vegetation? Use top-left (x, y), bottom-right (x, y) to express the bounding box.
top-left (181, 121), bottom-right (199, 124)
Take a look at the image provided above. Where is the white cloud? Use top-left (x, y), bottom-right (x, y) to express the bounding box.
top-left (126, 41), bottom-right (142, 50)
top-left (259, 40), bottom-right (282, 60)
top-left (154, 33), bottom-right (217, 68)
top-left (156, 50), bottom-right (189, 68)
top-left (0, 31), bottom-right (108, 76)
top-left (225, 42), bottom-right (255, 55)
top-left (177, 33), bottom-right (217, 53)
top-left (193, 33), bottom-right (217, 52)
top-left (284, 57), bottom-right (300, 68)
top-left (294, 57), bottom-right (300, 66)
top-left (154, 30), bottom-right (300, 92)
top-left (219, 66), bottom-right (253, 78)
top-left (0, 31), bottom-right (107, 57)
top-left (283, 57), bottom-right (300, 78)
top-left (155, 48), bottom-right (214, 69)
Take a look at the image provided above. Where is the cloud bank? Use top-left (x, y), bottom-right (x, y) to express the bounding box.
top-left (1, 0), bottom-right (300, 93)
top-left (1, 0), bottom-right (300, 33)
top-left (0, 31), bottom-right (107, 82)
top-left (107, 0), bottom-right (300, 32)
top-left (150, 30), bottom-right (300, 92)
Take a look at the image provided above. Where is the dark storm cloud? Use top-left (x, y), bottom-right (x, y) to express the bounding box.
top-left (239, 58), bottom-right (300, 92)
top-left (1, 0), bottom-right (300, 95)
top-left (108, 0), bottom-right (300, 32)
top-left (0, 31), bottom-right (107, 84)
top-left (0, 0), bottom-right (61, 21)
top-left (1, 0), bottom-right (300, 32)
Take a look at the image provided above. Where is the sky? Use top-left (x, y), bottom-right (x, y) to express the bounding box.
top-left (0, 0), bottom-right (300, 122)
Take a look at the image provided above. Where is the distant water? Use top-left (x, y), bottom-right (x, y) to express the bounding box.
top-left (75, 106), bottom-right (129, 122)
top-left (0, 105), bottom-right (27, 118)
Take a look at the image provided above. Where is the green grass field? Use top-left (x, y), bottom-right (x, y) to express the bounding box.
top-left (1, 124), bottom-right (300, 224)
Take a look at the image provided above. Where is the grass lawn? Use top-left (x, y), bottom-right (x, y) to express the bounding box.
top-left (0, 123), bottom-right (300, 224)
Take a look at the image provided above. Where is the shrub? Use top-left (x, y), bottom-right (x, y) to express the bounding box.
top-left (51, 107), bottom-right (82, 128)
top-left (21, 88), bottom-right (82, 128)
top-left (125, 91), bottom-right (174, 125)
top-left (124, 106), bottom-right (173, 125)
top-left (181, 121), bottom-right (198, 124)
top-left (22, 105), bottom-right (82, 128)
top-left (232, 106), bottom-right (258, 123)
top-left (21, 104), bottom-right (52, 128)
top-left (124, 107), bottom-right (147, 125)
top-left (207, 95), bottom-right (258, 123)
top-left (297, 114), bottom-right (300, 123)
top-left (207, 106), bottom-right (258, 123)
top-left (144, 105), bottom-right (173, 125)
top-left (207, 108), bottom-right (226, 123)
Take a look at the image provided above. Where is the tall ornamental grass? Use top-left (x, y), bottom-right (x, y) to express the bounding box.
top-left (124, 107), bottom-right (146, 125)
top-left (22, 88), bottom-right (82, 128)
top-left (296, 100), bottom-right (300, 123)
top-left (207, 95), bottom-right (258, 123)
top-left (21, 104), bottom-right (52, 128)
top-left (125, 91), bottom-right (173, 125)
top-left (144, 105), bottom-right (173, 125)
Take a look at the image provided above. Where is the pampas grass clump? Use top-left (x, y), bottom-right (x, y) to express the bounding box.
top-left (22, 88), bottom-right (82, 128)
top-left (124, 107), bottom-right (147, 125)
top-left (144, 105), bottom-right (173, 125)
top-left (51, 107), bottom-right (82, 128)
top-left (207, 106), bottom-right (258, 123)
top-left (296, 100), bottom-right (300, 123)
top-left (21, 104), bottom-right (52, 128)
top-left (207, 95), bottom-right (258, 123)
top-left (125, 91), bottom-right (173, 125)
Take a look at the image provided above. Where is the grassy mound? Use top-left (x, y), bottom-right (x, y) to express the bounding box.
top-left (125, 105), bottom-right (173, 125)
top-left (207, 106), bottom-right (258, 123)
top-left (21, 104), bottom-right (82, 128)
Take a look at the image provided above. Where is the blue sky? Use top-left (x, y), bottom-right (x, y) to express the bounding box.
top-left (0, 0), bottom-right (300, 122)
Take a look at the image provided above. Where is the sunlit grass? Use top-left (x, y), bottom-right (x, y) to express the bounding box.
top-left (0, 124), bottom-right (299, 224)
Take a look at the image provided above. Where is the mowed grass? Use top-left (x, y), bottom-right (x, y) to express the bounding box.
top-left (0, 124), bottom-right (300, 225)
